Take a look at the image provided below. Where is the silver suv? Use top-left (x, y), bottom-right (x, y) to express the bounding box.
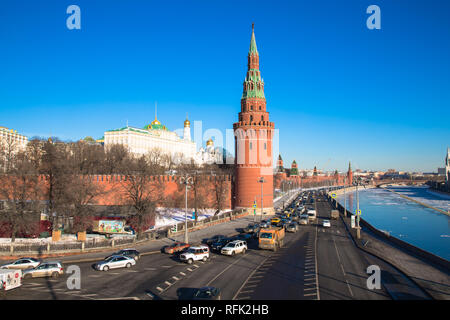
top-left (22, 261), bottom-right (64, 279)
top-left (221, 240), bottom-right (247, 256)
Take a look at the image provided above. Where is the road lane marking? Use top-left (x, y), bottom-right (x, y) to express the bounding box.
top-left (232, 255), bottom-right (270, 300)
top-left (240, 290), bottom-right (254, 294)
top-left (145, 268), bottom-right (157, 271)
top-left (156, 287), bottom-right (164, 292)
top-left (179, 272), bottom-right (186, 276)
top-left (206, 253), bottom-right (248, 287)
top-left (236, 296), bottom-right (251, 300)
top-left (172, 276), bottom-right (179, 280)
top-left (333, 238), bottom-right (354, 297)
top-left (304, 293), bottom-right (317, 296)
top-left (187, 268), bottom-right (193, 271)
top-left (164, 281), bottom-right (171, 286)
top-left (314, 205), bottom-right (320, 300)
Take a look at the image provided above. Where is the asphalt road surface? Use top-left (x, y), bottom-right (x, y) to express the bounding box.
top-left (1, 192), bottom-right (429, 300)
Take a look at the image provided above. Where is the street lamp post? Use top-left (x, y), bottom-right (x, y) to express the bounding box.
top-left (354, 176), bottom-right (362, 239)
top-left (258, 177), bottom-right (265, 222)
top-left (179, 175), bottom-right (193, 244)
top-left (343, 176), bottom-right (347, 217)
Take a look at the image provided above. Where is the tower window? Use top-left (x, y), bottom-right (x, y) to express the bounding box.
top-left (250, 105), bottom-right (253, 110)
top-left (264, 143), bottom-right (267, 150)
top-left (249, 142), bottom-right (252, 150)
top-left (250, 115), bottom-right (253, 122)
top-left (259, 106), bottom-right (261, 110)
top-left (261, 115), bottom-right (264, 121)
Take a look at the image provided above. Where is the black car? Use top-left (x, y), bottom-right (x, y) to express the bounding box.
top-left (105, 249), bottom-right (140, 261)
top-left (243, 223), bottom-right (260, 234)
top-left (234, 233), bottom-right (253, 241)
top-left (205, 235), bottom-right (227, 246)
top-left (210, 238), bottom-right (234, 252)
top-left (192, 286), bottom-right (221, 300)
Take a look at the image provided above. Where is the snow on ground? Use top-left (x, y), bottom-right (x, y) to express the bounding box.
top-left (389, 186), bottom-right (450, 212)
top-left (0, 233), bottom-right (114, 244)
top-left (151, 207), bottom-right (232, 230)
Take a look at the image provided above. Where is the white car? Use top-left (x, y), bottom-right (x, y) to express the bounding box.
top-left (307, 210), bottom-right (317, 221)
top-left (299, 217), bottom-right (308, 225)
top-left (221, 240), bottom-right (247, 256)
top-left (322, 220), bottom-right (331, 228)
top-left (1, 258), bottom-right (41, 270)
top-left (94, 255), bottom-right (136, 271)
top-left (180, 246), bottom-right (210, 264)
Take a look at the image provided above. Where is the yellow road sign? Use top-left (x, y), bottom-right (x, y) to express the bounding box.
top-left (331, 193), bottom-right (337, 198)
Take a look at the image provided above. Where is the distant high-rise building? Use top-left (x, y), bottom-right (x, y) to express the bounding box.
top-left (0, 126), bottom-right (28, 152)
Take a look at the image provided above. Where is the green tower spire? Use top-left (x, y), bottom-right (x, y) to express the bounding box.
top-left (249, 23), bottom-right (258, 55)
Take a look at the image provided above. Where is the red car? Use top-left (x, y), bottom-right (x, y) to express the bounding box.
top-left (164, 242), bottom-right (190, 254)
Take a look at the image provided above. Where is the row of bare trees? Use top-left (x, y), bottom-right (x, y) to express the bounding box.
top-left (0, 137), bottom-right (233, 240)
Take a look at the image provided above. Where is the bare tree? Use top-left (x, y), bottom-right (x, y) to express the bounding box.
top-left (62, 175), bottom-right (105, 233)
top-left (104, 144), bottom-right (129, 174)
top-left (0, 151), bottom-right (42, 241)
top-left (120, 156), bottom-right (164, 239)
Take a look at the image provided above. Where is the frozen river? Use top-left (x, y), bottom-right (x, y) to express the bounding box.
top-left (337, 186), bottom-right (450, 260)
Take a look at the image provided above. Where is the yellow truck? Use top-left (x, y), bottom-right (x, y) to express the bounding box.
top-left (258, 227), bottom-right (285, 251)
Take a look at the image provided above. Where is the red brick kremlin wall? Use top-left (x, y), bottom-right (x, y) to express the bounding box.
top-left (273, 173), bottom-right (347, 189)
top-left (4, 175), bottom-right (233, 208)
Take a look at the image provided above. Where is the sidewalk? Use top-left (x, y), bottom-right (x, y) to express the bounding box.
top-left (0, 214), bottom-right (266, 265)
top-left (341, 214), bottom-right (450, 300)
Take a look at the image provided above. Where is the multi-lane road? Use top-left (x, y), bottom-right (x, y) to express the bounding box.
top-left (1, 192), bottom-right (430, 300)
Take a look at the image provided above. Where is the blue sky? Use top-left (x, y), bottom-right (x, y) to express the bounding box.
top-left (0, 0), bottom-right (449, 172)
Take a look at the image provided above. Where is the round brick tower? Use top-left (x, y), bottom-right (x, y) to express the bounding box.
top-left (347, 162), bottom-right (353, 184)
top-left (233, 24), bottom-right (274, 214)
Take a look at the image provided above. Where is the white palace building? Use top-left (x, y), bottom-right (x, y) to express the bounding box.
top-left (100, 112), bottom-right (222, 165)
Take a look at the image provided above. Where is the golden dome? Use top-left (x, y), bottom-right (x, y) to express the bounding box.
top-left (184, 119), bottom-right (190, 127)
top-left (206, 138), bottom-right (214, 147)
top-left (151, 119), bottom-right (161, 126)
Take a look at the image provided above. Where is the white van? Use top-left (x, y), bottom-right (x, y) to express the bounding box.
top-left (0, 269), bottom-right (22, 291)
top-left (307, 209), bottom-right (317, 221)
